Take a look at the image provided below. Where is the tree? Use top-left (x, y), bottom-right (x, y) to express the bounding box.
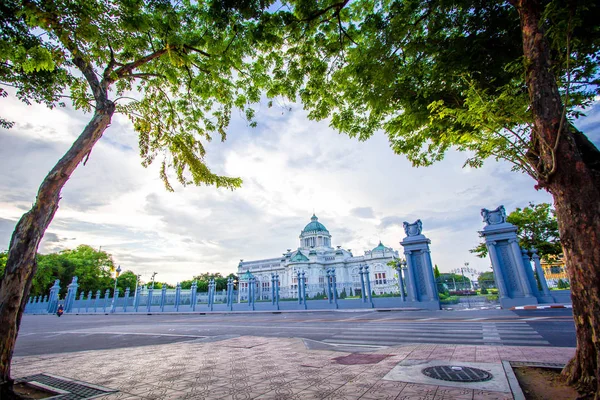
top-left (438, 273), bottom-right (470, 291)
top-left (478, 271), bottom-right (496, 289)
top-left (262, 0), bottom-right (599, 393)
top-left (0, 0), bottom-right (276, 395)
top-left (471, 203), bottom-right (562, 259)
top-left (433, 265), bottom-right (441, 279)
top-left (116, 271), bottom-right (138, 294)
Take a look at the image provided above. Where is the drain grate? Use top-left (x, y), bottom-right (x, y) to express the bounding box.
top-left (16, 373), bottom-right (117, 399)
top-left (422, 365), bottom-right (493, 382)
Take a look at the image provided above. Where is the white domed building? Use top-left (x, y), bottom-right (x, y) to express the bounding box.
top-left (237, 214), bottom-right (400, 300)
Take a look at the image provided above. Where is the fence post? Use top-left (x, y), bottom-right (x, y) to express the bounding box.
top-left (359, 266), bottom-right (366, 303)
top-left (47, 279), bottom-right (61, 314)
top-left (94, 290), bottom-right (101, 313)
top-left (190, 281), bottom-right (197, 311)
top-left (134, 286), bottom-right (141, 312)
top-left (331, 269), bottom-right (339, 309)
top-left (297, 271), bottom-right (302, 304)
top-left (301, 271), bottom-right (307, 310)
top-left (65, 277), bottom-right (79, 313)
top-left (226, 278), bottom-right (232, 310)
top-left (364, 265), bottom-right (374, 308)
top-left (147, 287), bottom-right (154, 313)
top-left (103, 289), bottom-right (110, 312)
top-left (77, 291), bottom-right (85, 313)
top-left (271, 274), bottom-right (275, 305)
top-left (86, 290), bottom-right (92, 313)
top-left (123, 287), bottom-right (130, 312)
top-left (248, 277), bottom-right (255, 311)
top-left (327, 269), bottom-right (333, 304)
top-left (275, 274), bottom-right (280, 310)
top-left (209, 279), bottom-right (215, 311)
top-left (531, 248), bottom-right (552, 297)
top-left (111, 288), bottom-right (120, 313)
top-left (395, 263), bottom-right (406, 302)
top-left (175, 282), bottom-right (181, 312)
top-left (160, 286), bottom-right (167, 312)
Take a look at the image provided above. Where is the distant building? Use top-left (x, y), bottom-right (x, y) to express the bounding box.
top-left (237, 214), bottom-right (399, 300)
top-left (541, 254), bottom-right (569, 286)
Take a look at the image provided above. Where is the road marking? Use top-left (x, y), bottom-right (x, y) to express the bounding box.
top-left (521, 317), bottom-right (554, 321)
top-left (321, 342), bottom-right (386, 349)
top-left (417, 318), bottom-right (438, 321)
top-left (46, 331), bottom-right (207, 339)
top-left (467, 318), bottom-right (488, 321)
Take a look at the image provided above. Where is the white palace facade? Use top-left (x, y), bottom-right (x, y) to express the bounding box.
top-left (238, 214), bottom-right (400, 300)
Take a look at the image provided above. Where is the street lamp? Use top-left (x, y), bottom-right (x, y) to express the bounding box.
top-left (133, 273), bottom-right (141, 304)
top-left (110, 265), bottom-right (122, 313)
top-left (150, 271), bottom-right (158, 289)
top-left (394, 259), bottom-right (407, 301)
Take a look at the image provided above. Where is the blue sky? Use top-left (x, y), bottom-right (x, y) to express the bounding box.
top-left (1, 92), bottom-right (598, 285)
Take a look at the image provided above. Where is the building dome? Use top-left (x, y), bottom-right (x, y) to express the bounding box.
top-left (302, 214), bottom-right (329, 234)
top-left (299, 214), bottom-right (332, 249)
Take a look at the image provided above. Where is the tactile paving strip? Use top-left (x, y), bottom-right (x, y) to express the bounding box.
top-left (16, 373), bottom-right (117, 399)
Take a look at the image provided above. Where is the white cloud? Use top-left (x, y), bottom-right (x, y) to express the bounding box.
top-left (1, 93), bottom-right (598, 284)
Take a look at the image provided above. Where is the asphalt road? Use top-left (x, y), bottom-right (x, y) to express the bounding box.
top-left (15, 308), bottom-right (576, 357)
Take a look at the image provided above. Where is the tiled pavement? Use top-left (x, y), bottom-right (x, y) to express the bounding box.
top-left (11, 337), bottom-right (575, 400)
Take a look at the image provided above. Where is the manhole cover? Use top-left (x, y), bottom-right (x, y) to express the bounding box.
top-left (16, 373), bottom-right (117, 399)
top-left (333, 354), bottom-right (389, 365)
top-left (422, 365), bottom-right (493, 382)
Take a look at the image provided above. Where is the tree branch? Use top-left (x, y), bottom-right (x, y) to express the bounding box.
top-left (121, 73), bottom-right (167, 80)
top-left (299, 0), bottom-right (350, 22)
top-left (183, 45), bottom-right (212, 58)
top-left (112, 49), bottom-right (168, 81)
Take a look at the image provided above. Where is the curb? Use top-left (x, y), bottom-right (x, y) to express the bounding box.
top-left (510, 304), bottom-right (572, 310)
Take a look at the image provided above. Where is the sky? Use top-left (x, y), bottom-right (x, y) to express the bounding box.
top-left (1, 92), bottom-right (599, 285)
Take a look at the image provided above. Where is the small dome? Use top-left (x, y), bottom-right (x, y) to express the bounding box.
top-left (302, 214), bottom-right (329, 234)
top-left (372, 241), bottom-right (387, 252)
top-left (240, 270), bottom-right (255, 280)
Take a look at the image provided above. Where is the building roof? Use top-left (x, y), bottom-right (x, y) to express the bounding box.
top-left (240, 270), bottom-right (255, 280)
top-left (301, 214), bottom-right (329, 234)
top-left (372, 241), bottom-right (387, 252)
top-left (290, 250), bottom-right (309, 262)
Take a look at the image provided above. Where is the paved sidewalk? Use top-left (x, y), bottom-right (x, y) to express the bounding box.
top-left (12, 337), bottom-right (574, 400)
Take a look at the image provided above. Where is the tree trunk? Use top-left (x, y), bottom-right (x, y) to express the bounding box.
top-left (0, 102), bottom-right (115, 398)
top-left (514, 0), bottom-right (600, 396)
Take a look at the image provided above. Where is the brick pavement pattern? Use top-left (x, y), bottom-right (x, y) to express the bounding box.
top-left (12, 337), bottom-right (575, 400)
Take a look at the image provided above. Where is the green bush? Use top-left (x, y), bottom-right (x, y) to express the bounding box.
top-left (480, 287), bottom-right (488, 295)
top-left (486, 294), bottom-right (499, 302)
top-left (440, 295), bottom-right (460, 304)
top-left (557, 279), bottom-right (570, 289)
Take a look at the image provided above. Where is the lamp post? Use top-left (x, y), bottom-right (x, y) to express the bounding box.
top-left (150, 272), bottom-right (158, 289)
top-left (110, 265), bottom-right (121, 313)
top-left (395, 259), bottom-right (406, 302)
top-left (133, 273), bottom-right (141, 308)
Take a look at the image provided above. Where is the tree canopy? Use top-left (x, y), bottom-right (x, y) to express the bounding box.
top-left (1, 0), bottom-right (281, 190)
top-left (0, 245), bottom-right (114, 297)
top-left (470, 202), bottom-right (562, 259)
top-left (263, 0), bottom-right (599, 177)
